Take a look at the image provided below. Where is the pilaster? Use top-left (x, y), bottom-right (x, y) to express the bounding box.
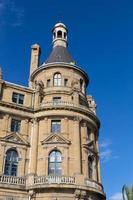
top-left (28, 118), bottom-right (39, 175)
top-left (73, 117), bottom-right (81, 175)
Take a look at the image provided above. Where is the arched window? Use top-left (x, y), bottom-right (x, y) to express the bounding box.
top-left (88, 156), bottom-right (93, 179)
top-left (4, 149), bottom-right (18, 176)
top-left (57, 30), bottom-right (62, 38)
top-left (64, 32), bottom-right (66, 39)
top-left (54, 73), bottom-right (61, 86)
top-left (48, 150), bottom-right (62, 175)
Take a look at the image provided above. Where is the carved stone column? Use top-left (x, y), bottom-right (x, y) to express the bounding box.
top-left (0, 143), bottom-right (5, 174)
top-left (62, 117), bottom-right (68, 137)
top-left (73, 117), bottom-right (81, 175)
top-left (2, 114), bottom-right (9, 135)
top-left (43, 117), bottom-right (48, 135)
top-left (75, 189), bottom-right (80, 200)
top-left (96, 139), bottom-right (101, 183)
top-left (81, 122), bottom-right (88, 176)
top-left (81, 191), bottom-right (86, 200)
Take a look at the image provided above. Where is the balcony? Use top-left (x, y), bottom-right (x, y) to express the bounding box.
top-left (34, 175), bottom-right (76, 185)
top-left (41, 101), bottom-right (74, 107)
top-left (0, 175), bottom-right (26, 189)
top-left (85, 178), bottom-right (103, 192)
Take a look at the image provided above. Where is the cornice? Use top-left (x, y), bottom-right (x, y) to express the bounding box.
top-left (0, 100), bottom-right (33, 114)
top-left (30, 62), bottom-right (89, 85)
top-left (4, 81), bottom-right (33, 93)
top-left (34, 106), bottom-right (100, 129)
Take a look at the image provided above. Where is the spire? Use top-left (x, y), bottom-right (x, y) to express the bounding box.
top-left (52, 22), bottom-right (68, 48)
top-left (0, 67), bottom-right (3, 79)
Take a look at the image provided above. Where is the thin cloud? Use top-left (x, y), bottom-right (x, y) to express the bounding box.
top-left (100, 149), bottom-right (112, 162)
top-left (100, 139), bottom-right (111, 148)
top-left (109, 192), bottom-right (122, 200)
top-left (0, 0), bottom-right (24, 27)
top-left (100, 139), bottom-right (118, 163)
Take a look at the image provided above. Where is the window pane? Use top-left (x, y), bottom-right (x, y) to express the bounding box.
top-left (51, 120), bottom-right (61, 133)
top-left (12, 92), bottom-right (24, 105)
top-left (11, 119), bottom-right (21, 132)
top-left (49, 150), bottom-right (62, 175)
top-left (12, 93), bottom-right (18, 103)
top-left (54, 73), bottom-right (61, 86)
top-left (49, 151), bottom-right (56, 162)
top-left (18, 94), bottom-right (24, 104)
top-left (4, 149), bottom-right (18, 176)
top-left (53, 97), bottom-right (61, 105)
top-left (56, 152), bottom-right (62, 162)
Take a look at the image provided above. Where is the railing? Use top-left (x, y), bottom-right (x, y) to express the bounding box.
top-left (0, 175), bottom-right (26, 186)
top-left (34, 175), bottom-right (76, 185)
top-left (41, 101), bottom-right (74, 107)
top-left (85, 179), bottom-right (103, 191)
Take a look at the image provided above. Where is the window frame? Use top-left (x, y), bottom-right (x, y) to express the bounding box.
top-left (53, 97), bottom-right (61, 105)
top-left (11, 118), bottom-right (21, 133)
top-left (51, 120), bottom-right (61, 133)
top-left (12, 92), bottom-right (24, 105)
top-left (53, 73), bottom-right (62, 86)
top-left (48, 150), bottom-right (62, 175)
top-left (4, 149), bottom-right (18, 176)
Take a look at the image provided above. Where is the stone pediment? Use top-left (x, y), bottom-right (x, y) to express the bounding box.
top-left (0, 133), bottom-right (29, 146)
top-left (41, 133), bottom-right (71, 145)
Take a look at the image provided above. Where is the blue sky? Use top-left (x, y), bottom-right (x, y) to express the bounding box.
top-left (0, 0), bottom-right (132, 199)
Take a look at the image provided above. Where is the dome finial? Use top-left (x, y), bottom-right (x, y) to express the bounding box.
top-left (52, 22), bottom-right (68, 48)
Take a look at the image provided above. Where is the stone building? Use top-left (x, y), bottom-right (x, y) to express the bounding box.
top-left (0, 22), bottom-right (106, 200)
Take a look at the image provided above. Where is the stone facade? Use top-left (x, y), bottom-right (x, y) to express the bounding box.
top-left (0, 23), bottom-right (106, 200)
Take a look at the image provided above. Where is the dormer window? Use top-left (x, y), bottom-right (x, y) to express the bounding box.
top-left (54, 73), bottom-right (61, 86)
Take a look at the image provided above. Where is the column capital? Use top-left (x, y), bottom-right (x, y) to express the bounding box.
top-left (73, 116), bottom-right (82, 122)
top-left (75, 189), bottom-right (80, 198)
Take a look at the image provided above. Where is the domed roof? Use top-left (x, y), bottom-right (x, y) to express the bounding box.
top-left (54, 22), bottom-right (66, 29)
top-left (45, 46), bottom-right (75, 64)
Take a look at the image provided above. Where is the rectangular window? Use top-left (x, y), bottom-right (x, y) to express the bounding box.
top-left (47, 79), bottom-right (51, 87)
top-left (64, 79), bottom-right (68, 86)
top-left (12, 92), bottom-right (24, 105)
top-left (53, 97), bottom-right (61, 105)
top-left (51, 120), bottom-right (61, 133)
top-left (11, 119), bottom-right (21, 133)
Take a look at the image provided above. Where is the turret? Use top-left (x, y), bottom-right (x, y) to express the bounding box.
top-left (52, 23), bottom-right (68, 48)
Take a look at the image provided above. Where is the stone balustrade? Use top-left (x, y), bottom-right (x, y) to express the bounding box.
top-left (85, 179), bottom-right (103, 191)
top-left (0, 175), bottom-right (26, 186)
top-left (34, 175), bottom-right (76, 185)
top-left (41, 101), bottom-right (74, 107)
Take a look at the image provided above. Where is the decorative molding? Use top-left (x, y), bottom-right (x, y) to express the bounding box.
top-left (0, 132), bottom-right (30, 146)
top-left (41, 133), bottom-right (71, 145)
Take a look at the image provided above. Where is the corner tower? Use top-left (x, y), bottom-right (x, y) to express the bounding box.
top-left (28, 22), bottom-right (106, 200)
